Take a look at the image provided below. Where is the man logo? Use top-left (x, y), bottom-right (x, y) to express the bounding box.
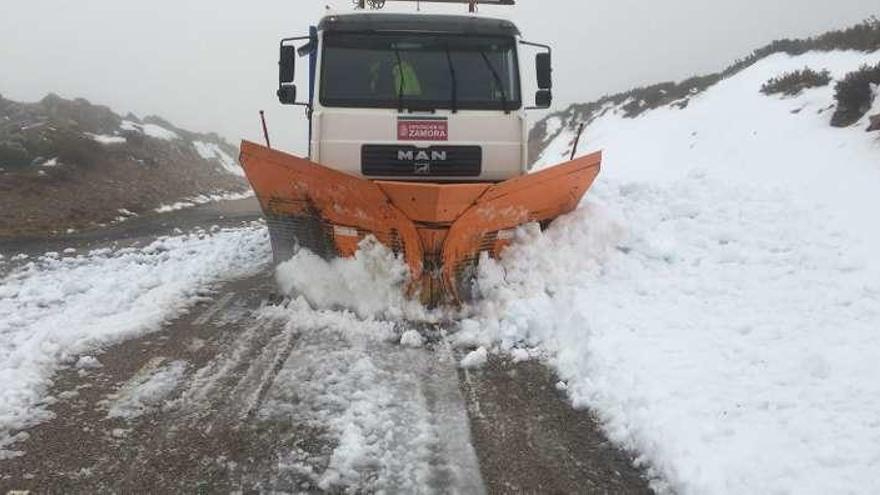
top-left (414, 162), bottom-right (431, 175)
top-left (397, 150), bottom-right (448, 162)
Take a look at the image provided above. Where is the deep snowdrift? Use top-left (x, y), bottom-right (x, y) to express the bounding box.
top-left (0, 225), bottom-right (270, 458)
top-left (458, 49), bottom-right (880, 493)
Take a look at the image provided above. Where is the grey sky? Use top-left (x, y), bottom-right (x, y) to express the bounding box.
top-left (1, 1), bottom-right (876, 153)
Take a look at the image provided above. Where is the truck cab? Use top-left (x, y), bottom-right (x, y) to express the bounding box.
top-left (277, 12), bottom-right (552, 182)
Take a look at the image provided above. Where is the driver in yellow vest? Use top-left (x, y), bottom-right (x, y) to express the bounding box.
top-left (371, 58), bottom-right (422, 96)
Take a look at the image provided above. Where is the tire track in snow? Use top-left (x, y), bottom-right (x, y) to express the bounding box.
top-left (257, 301), bottom-right (486, 494)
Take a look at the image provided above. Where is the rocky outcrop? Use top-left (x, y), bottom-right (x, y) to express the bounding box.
top-left (0, 94), bottom-right (247, 237)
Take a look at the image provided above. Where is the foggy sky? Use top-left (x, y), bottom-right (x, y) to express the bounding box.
top-left (1, 0), bottom-right (876, 153)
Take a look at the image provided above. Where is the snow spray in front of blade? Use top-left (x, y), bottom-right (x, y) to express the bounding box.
top-left (275, 237), bottom-right (437, 321)
top-left (454, 199), bottom-right (626, 348)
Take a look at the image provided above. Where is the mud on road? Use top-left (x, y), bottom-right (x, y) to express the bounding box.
top-left (0, 200), bottom-right (653, 493)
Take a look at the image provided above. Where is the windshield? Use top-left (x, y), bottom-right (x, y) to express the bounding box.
top-left (320, 33), bottom-right (521, 111)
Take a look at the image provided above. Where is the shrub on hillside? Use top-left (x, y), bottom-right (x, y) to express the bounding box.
top-left (577, 19), bottom-right (880, 122)
top-left (761, 68), bottom-right (832, 96)
top-left (725, 18), bottom-right (880, 78)
top-left (0, 140), bottom-right (30, 168)
top-left (831, 63), bottom-right (880, 127)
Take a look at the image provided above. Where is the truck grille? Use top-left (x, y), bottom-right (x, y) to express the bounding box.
top-left (362, 145), bottom-right (482, 177)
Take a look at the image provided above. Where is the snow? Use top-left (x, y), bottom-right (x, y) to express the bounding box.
top-left (399, 329), bottom-right (425, 348)
top-left (154, 190), bottom-right (254, 213)
top-left (143, 123), bottom-right (179, 141)
top-left (534, 126), bottom-right (575, 168)
top-left (120, 120), bottom-right (179, 141)
top-left (509, 348), bottom-right (530, 363)
top-left (459, 347), bottom-right (488, 369)
top-left (275, 237), bottom-right (433, 321)
top-left (461, 49), bottom-right (880, 494)
top-left (40, 157), bottom-right (59, 168)
top-left (112, 208), bottom-right (138, 224)
top-left (543, 115), bottom-right (564, 138)
top-left (104, 359), bottom-right (188, 420)
top-left (0, 224), bottom-right (270, 456)
top-left (193, 141), bottom-right (244, 176)
top-left (864, 83), bottom-right (880, 124)
top-left (86, 133), bottom-right (126, 145)
top-left (119, 120), bottom-right (139, 132)
top-left (75, 356), bottom-right (103, 370)
top-left (258, 299), bottom-right (484, 493)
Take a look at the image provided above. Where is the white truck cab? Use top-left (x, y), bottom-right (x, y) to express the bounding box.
top-left (277, 12), bottom-right (552, 182)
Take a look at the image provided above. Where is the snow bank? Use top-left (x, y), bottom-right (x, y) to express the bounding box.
top-left (467, 49), bottom-right (880, 494)
top-left (0, 224), bottom-right (270, 456)
top-left (275, 237), bottom-right (434, 322)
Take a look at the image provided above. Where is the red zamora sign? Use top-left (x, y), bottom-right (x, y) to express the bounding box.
top-left (397, 120), bottom-right (449, 141)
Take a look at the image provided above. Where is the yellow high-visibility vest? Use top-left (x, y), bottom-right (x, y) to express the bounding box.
top-left (393, 61), bottom-right (422, 96)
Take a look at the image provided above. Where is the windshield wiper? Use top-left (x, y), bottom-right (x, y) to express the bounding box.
top-left (444, 45), bottom-right (458, 114)
top-left (393, 47), bottom-right (406, 113)
top-left (479, 51), bottom-right (509, 114)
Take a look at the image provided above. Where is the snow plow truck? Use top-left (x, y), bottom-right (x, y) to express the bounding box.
top-left (239, 0), bottom-right (601, 306)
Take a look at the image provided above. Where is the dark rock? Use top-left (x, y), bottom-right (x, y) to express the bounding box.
top-left (868, 113), bottom-right (880, 132)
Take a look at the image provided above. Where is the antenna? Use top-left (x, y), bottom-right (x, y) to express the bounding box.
top-left (355, 0), bottom-right (514, 12)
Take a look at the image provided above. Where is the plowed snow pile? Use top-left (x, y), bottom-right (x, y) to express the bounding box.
top-left (275, 238), bottom-right (433, 321)
top-left (0, 224), bottom-right (270, 457)
top-left (460, 50), bottom-right (880, 493)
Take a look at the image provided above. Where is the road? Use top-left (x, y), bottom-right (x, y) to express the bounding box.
top-left (0, 199), bottom-right (652, 493)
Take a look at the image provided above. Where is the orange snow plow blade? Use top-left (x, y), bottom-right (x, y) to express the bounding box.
top-left (239, 140), bottom-right (601, 305)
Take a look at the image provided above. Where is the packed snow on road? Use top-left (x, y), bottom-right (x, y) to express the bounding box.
top-left (253, 298), bottom-right (484, 493)
top-left (0, 224), bottom-right (270, 458)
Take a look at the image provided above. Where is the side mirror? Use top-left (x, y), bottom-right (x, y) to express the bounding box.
top-left (278, 84), bottom-right (297, 105)
top-left (535, 89), bottom-right (552, 109)
top-left (536, 53), bottom-right (552, 90)
top-left (279, 45), bottom-right (296, 84)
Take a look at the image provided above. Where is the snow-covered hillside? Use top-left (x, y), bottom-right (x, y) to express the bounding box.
top-left (459, 49), bottom-right (880, 493)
